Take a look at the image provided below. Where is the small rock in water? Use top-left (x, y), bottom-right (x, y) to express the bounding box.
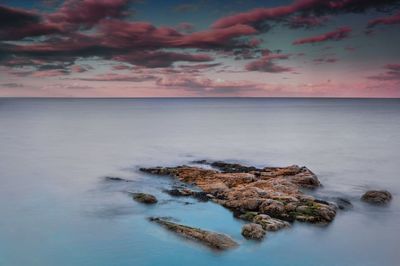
top-left (361, 190), bottom-right (392, 205)
top-left (132, 193), bottom-right (158, 204)
top-left (105, 176), bottom-right (131, 182)
top-left (149, 217), bottom-right (238, 250)
top-left (241, 223), bottom-right (266, 240)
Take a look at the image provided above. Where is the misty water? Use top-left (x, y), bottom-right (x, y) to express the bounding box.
top-left (0, 98), bottom-right (399, 266)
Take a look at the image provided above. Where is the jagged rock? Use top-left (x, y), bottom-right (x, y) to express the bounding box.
top-left (140, 161), bottom-right (336, 224)
top-left (149, 217), bottom-right (238, 250)
top-left (241, 223), bottom-right (266, 240)
top-left (253, 214), bottom-right (290, 231)
top-left (361, 190), bottom-right (392, 205)
top-left (132, 193), bottom-right (158, 204)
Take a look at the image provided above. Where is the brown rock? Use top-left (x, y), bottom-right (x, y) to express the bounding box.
top-left (361, 190), bottom-right (392, 205)
top-left (149, 217), bottom-right (238, 250)
top-left (140, 161), bottom-right (336, 225)
top-left (253, 214), bottom-right (290, 231)
top-left (241, 223), bottom-right (266, 240)
top-left (132, 193), bottom-right (158, 204)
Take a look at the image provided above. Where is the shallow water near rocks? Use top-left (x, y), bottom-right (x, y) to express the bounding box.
top-left (0, 98), bottom-right (399, 266)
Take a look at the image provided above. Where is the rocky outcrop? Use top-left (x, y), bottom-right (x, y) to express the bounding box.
top-left (149, 217), bottom-right (238, 250)
top-left (140, 161), bottom-right (336, 225)
top-left (361, 190), bottom-right (392, 205)
top-left (241, 223), bottom-right (266, 240)
top-left (132, 193), bottom-right (158, 204)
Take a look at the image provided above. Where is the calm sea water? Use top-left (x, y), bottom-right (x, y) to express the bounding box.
top-left (0, 98), bottom-right (399, 266)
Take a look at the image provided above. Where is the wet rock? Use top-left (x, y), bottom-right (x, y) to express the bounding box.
top-left (105, 176), bottom-right (131, 182)
top-left (210, 161), bottom-right (261, 173)
top-left (140, 161), bottom-right (336, 224)
top-left (334, 197), bottom-right (353, 210)
top-left (259, 200), bottom-right (286, 218)
top-left (132, 193), bottom-right (158, 204)
top-left (163, 188), bottom-right (210, 202)
top-left (241, 223), bottom-right (266, 240)
top-left (149, 217), bottom-right (238, 250)
top-left (238, 211), bottom-right (259, 221)
top-left (253, 214), bottom-right (290, 231)
top-left (361, 190), bottom-right (392, 205)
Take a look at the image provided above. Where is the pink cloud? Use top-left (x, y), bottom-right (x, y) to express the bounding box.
top-left (70, 65), bottom-right (87, 73)
top-left (367, 63), bottom-right (400, 80)
top-left (31, 69), bottom-right (68, 77)
top-left (293, 27), bottom-right (352, 45)
top-left (47, 0), bottom-right (130, 29)
top-left (313, 57), bottom-right (338, 64)
top-left (112, 64), bottom-right (132, 70)
top-left (73, 73), bottom-right (158, 82)
top-left (156, 75), bottom-right (267, 95)
top-left (175, 22), bottom-right (195, 33)
top-left (245, 53), bottom-right (292, 73)
top-left (368, 12), bottom-right (400, 28)
top-left (212, 0), bottom-right (398, 29)
top-left (288, 15), bottom-right (330, 28)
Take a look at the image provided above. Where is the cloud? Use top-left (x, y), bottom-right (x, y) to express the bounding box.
top-left (293, 27), bottom-right (351, 45)
top-left (212, 0), bottom-right (400, 29)
top-left (29, 69), bottom-right (69, 77)
top-left (70, 65), bottom-right (88, 73)
top-left (313, 57), bottom-right (338, 64)
top-left (73, 73), bottom-right (158, 82)
top-left (113, 51), bottom-right (213, 68)
top-left (1, 83), bottom-right (24, 88)
top-left (0, 5), bottom-right (61, 40)
top-left (47, 0), bottom-right (131, 29)
top-left (287, 15), bottom-right (330, 28)
top-left (156, 75), bottom-right (267, 95)
top-left (368, 11), bottom-right (400, 27)
top-left (245, 53), bottom-right (292, 73)
top-left (367, 63), bottom-right (400, 80)
top-left (112, 64), bottom-right (132, 70)
top-left (176, 22), bottom-right (195, 33)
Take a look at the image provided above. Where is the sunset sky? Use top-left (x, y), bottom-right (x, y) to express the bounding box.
top-left (1, 0), bottom-right (400, 97)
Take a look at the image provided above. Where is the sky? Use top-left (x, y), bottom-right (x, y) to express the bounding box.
top-left (0, 0), bottom-right (400, 97)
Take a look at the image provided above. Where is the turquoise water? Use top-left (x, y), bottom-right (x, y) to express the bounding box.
top-left (0, 98), bottom-right (399, 266)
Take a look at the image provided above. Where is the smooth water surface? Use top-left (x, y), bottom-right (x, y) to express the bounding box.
top-left (0, 98), bottom-right (399, 266)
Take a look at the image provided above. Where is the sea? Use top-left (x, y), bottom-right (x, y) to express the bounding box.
top-left (0, 98), bottom-right (399, 266)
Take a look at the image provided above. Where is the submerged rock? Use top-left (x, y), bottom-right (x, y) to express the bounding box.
top-left (149, 217), bottom-right (238, 250)
top-left (132, 193), bottom-right (158, 204)
top-left (241, 223), bottom-right (266, 240)
top-left (141, 161), bottom-right (336, 225)
top-left (105, 176), bottom-right (131, 182)
top-left (361, 190), bottom-right (392, 205)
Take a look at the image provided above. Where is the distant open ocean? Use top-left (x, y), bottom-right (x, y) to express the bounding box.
top-left (0, 98), bottom-right (399, 266)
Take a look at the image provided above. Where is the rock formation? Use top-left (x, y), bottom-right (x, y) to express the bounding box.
top-left (149, 217), bottom-right (238, 250)
top-left (140, 161), bottom-right (337, 229)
